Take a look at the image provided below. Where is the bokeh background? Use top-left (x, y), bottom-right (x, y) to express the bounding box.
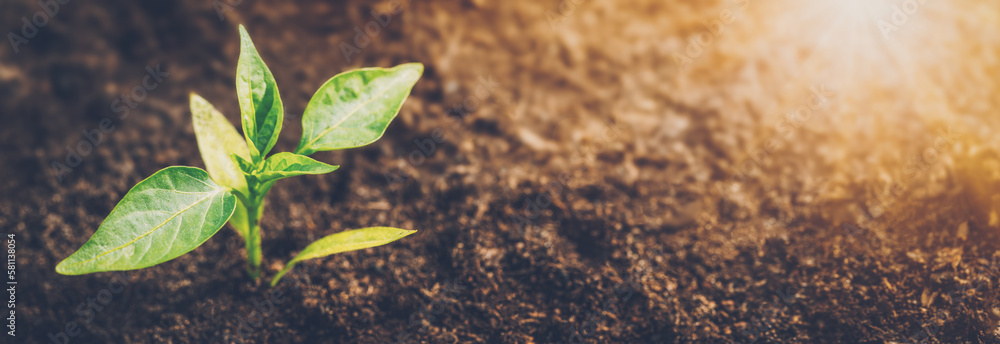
top-left (2, 0), bottom-right (1000, 342)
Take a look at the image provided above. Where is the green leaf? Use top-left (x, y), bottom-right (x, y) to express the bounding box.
top-left (294, 63), bottom-right (423, 155)
top-left (258, 152), bottom-right (339, 182)
top-left (232, 153), bottom-right (257, 175)
top-left (271, 227), bottom-right (416, 286)
top-left (237, 25), bottom-right (284, 162)
top-left (56, 167), bottom-right (237, 275)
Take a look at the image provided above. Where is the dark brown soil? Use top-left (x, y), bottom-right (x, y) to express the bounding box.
top-left (4, 0), bottom-right (1000, 343)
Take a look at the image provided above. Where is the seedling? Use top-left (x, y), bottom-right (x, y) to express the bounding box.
top-left (55, 25), bottom-right (422, 287)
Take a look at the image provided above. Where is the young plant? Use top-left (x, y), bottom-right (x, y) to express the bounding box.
top-left (55, 25), bottom-right (422, 287)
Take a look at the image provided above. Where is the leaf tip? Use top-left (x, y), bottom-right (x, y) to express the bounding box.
top-left (238, 25), bottom-right (254, 45)
top-left (397, 62), bottom-right (424, 79)
top-left (237, 25), bottom-right (253, 53)
top-left (189, 92), bottom-right (206, 106)
top-left (55, 259), bottom-right (73, 275)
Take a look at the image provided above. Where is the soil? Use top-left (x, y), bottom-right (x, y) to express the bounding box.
top-left (3, 0), bottom-right (1000, 343)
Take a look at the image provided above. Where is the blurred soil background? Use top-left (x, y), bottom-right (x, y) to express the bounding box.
top-left (2, 0), bottom-right (1000, 342)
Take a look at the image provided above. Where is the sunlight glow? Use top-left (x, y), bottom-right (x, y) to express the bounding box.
top-left (751, 0), bottom-right (974, 124)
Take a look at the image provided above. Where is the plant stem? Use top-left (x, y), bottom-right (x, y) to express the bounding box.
top-left (242, 179), bottom-right (273, 280)
top-left (245, 203), bottom-right (262, 279)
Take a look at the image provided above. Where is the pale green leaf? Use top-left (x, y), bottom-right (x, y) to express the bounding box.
top-left (56, 167), bottom-right (236, 275)
top-left (237, 25), bottom-right (284, 162)
top-left (294, 63), bottom-right (423, 155)
top-left (271, 227), bottom-right (416, 286)
top-left (190, 93), bottom-right (251, 197)
top-left (258, 152), bottom-right (339, 182)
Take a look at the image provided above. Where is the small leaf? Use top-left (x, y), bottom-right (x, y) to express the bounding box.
top-left (271, 227), bottom-right (416, 286)
top-left (258, 152), bottom-right (339, 182)
top-left (56, 167), bottom-right (236, 275)
top-left (232, 153), bottom-right (257, 176)
top-left (295, 63), bottom-right (423, 155)
top-left (237, 25), bottom-right (284, 162)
